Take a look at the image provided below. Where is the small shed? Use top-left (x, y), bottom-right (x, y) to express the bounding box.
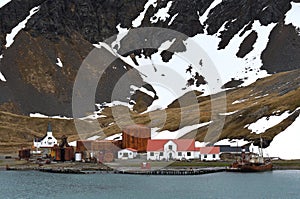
top-left (118, 148), bottom-right (138, 159)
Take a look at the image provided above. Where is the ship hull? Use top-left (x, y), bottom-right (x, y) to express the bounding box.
top-left (226, 162), bottom-right (273, 172)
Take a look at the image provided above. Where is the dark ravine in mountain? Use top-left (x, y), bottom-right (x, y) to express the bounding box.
top-left (0, 0), bottom-right (300, 117)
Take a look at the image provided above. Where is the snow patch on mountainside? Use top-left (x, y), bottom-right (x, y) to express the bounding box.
top-left (132, 0), bottom-right (157, 28)
top-left (151, 121), bottom-right (211, 139)
top-left (87, 135), bottom-right (101, 140)
top-left (30, 113), bottom-right (72, 120)
top-left (150, 1), bottom-right (173, 23)
top-left (199, 0), bottom-right (222, 28)
top-left (168, 13), bottom-right (178, 26)
top-left (214, 139), bottom-right (249, 147)
top-left (135, 55), bottom-right (195, 110)
top-left (130, 85), bottom-right (156, 98)
top-left (247, 111), bottom-right (291, 134)
top-left (263, 112), bottom-right (300, 160)
top-left (0, 72), bottom-right (7, 82)
top-left (219, 110), bottom-right (239, 116)
top-left (5, 6), bottom-right (40, 48)
top-left (112, 24), bottom-right (129, 51)
top-left (194, 20), bottom-right (275, 87)
top-left (105, 133), bottom-right (122, 141)
top-left (285, 2), bottom-right (300, 30)
top-left (56, 58), bottom-right (63, 68)
top-left (0, 0), bottom-right (11, 8)
top-left (232, 98), bottom-right (249, 104)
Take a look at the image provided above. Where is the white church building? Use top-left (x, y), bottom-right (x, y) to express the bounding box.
top-left (33, 123), bottom-right (58, 149)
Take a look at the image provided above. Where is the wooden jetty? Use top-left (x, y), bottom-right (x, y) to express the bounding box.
top-left (114, 168), bottom-right (226, 175)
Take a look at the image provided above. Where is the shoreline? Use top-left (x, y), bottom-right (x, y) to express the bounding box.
top-left (2, 160), bottom-right (300, 175)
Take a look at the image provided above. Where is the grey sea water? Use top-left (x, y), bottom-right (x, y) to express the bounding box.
top-left (0, 170), bottom-right (300, 199)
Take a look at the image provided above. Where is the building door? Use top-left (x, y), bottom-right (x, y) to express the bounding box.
top-left (169, 152), bottom-right (173, 160)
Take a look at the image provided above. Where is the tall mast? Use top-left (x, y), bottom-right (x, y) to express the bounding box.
top-left (259, 135), bottom-right (263, 158)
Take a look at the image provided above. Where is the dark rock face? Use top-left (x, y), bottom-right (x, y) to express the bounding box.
top-left (261, 23), bottom-right (300, 73)
top-left (0, 0), bottom-right (300, 116)
top-left (222, 79), bottom-right (244, 89)
top-left (25, 0), bottom-right (147, 43)
top-left (237, 31), bottom-right (258, 58)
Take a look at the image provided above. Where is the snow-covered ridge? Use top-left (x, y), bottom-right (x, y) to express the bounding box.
top-left (5, 6), bottom-right (40, 48)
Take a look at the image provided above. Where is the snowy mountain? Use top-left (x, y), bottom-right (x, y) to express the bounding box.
top-left (0, 0), bottom-right (300, 159)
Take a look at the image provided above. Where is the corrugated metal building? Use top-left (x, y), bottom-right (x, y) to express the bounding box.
top-left (122, 125), bottom-right (151, 153)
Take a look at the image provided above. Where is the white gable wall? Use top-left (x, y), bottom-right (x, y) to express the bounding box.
top-left (200, 154), bottom-right (220, 161)
top-left (147, 140), bottom-right (196, 160)
top-left (118, 149), bottom-right (137, 159)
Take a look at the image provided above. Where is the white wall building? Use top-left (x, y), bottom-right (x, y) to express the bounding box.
top-left (33, 123), bottom-right (58, 148)
top-left (118, 148), bottom-right (138, 159)
top-left (147, 139), bottom-right (196, 161)
top-left (199, 147), bottom-right (221, 161)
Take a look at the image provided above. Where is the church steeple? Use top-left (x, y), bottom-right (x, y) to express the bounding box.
top-left (47, 122), bottom-right (52, 133)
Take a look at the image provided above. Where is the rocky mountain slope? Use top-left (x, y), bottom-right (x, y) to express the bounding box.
top-left (0, 0), bottom-right (300, 157)
top-left (1, 68), bottom-right (300, 156)
top-left (0, 0), bottom-right (300, 116)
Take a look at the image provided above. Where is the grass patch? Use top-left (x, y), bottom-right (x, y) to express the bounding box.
top-left (169, 161), bottom-right (230, 167)
top-left (273, 160), bottom-right (300, 167)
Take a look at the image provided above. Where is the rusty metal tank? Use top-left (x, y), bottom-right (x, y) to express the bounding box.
top-left (64, 147), bottom-right (74, 161)
top-left (122, 125), bottom-right (151, 152)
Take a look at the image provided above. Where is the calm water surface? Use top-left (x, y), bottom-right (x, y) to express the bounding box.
top-left (0, 170), bottom-right (300, 199)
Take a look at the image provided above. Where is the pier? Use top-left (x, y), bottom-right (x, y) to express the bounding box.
top-left (114, 167), bottom-right (226, 175)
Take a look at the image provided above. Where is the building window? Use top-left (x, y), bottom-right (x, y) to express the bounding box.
top-left (178, 152), bottom-right (182, 156)
top-left (204, 154), bottom-right (207, 158)
top-left (150, 152), bottom-right (154, 156)
top-left (159, 152), bottom-right (163, 156)
top-left (168, 145), bottom-right (172, 150)
top-left (123, 153), bottom-right (128, 157)
top-left (187, 152), bottom-right (191, 156)
top-left (213, 154), bottom-right (216, 158)
top-left (119, 152), bottom-right (122, 155)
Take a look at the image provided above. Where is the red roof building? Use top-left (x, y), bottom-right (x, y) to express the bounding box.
top-left (147, 139), bottom-right (196, 161)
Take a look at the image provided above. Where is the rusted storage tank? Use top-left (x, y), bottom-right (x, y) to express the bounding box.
top-left (92, 140), bottom-right (119, 162)
top-left (122, 125), bottom-right (151, 152)
top-left (18, 149), bottom-right (31, 159)
top-left (76, 140), bottom-right (93, 152)
top-left (64, 147), bottom-right (74, 161)
top-left (92, 141), bottom-right (119, 153)
top-left (53, 147), bottom-right (62, 161)
top-left (103, 152), bottom-right (114, 162)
